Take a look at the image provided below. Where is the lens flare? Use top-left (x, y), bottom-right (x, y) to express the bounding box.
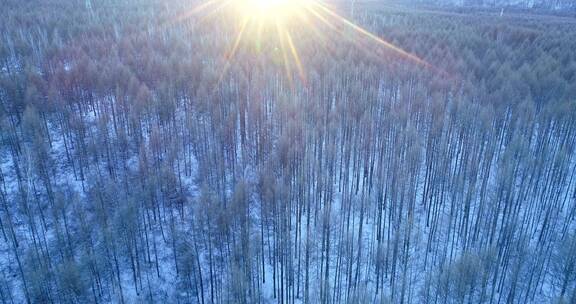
top-left (178, 0), bottom-right (433, 86)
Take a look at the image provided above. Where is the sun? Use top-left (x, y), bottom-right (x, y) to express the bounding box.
top-left (234, 0), bottom-right (311, 23)
top-left (246, 0), bottom-right (291, 11)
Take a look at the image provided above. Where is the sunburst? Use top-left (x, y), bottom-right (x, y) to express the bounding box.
top-left (179, 0), bottom-right (432, 87)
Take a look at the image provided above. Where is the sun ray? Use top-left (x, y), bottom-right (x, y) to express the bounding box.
top-left (284, 30), bottom-right (306, 84)
top-left (217, 16), bottom-right (251, 85)
top-left (188, 0), bottom-right (223, 15)
top-left (304, 5), bottom-right (338, 32)
top-left (168, 0), bottom-right (221, 25)
top-left (312, 2), bottom-right (431, 67)
top-left (305, 5), bottom-right (362, 55)
top-left (170, 0), bottom-right (235, 26)
top-left (276, 20), bottom-right (294, 89)
top-left (255, 18), bottom-right (264, 53)
top-left (197, 0), bottom-right (236, 24)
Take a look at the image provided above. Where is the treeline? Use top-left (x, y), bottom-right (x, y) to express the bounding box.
top-left (405, 0), bottom-right (576, 11)
top-left (0, 0), bottom-right (575, 303)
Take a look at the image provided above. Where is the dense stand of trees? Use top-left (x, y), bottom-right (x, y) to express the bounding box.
top-left (1, 0), bottom-right (575, 303)
top-left (412, 0), bottom-right (576, 11)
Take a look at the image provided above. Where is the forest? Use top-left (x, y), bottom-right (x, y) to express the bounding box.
top-left (0, 0), bottom-right (575, 303)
